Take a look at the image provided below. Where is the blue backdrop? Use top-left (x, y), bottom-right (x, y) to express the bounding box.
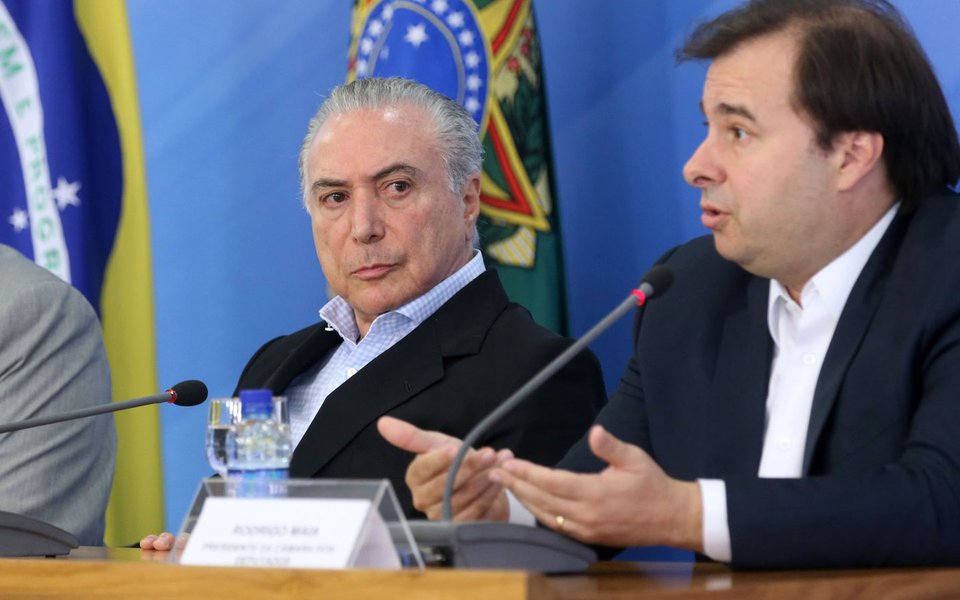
top-left (124, 0), bottom-right (960, 533)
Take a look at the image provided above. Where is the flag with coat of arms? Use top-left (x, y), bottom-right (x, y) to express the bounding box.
top-left (348, 0), bottom-right (569, 334)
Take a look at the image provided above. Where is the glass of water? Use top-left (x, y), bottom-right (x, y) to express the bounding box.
top-left (206, 397), bottom-right (242, 477)
top-left (206, 394), bottom-right (290, 477)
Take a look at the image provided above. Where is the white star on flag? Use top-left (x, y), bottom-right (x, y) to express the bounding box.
top-left (360, 37), bottom-right (375, 54)
top-left (369, 19), bottom-right (385, 36)
top-left (356, 59), bottom-right (369, 76)
top-left (404, 23), bottom-right (429, 48)
top-left (8, 207), bottom-right (28, 233)
top-left (52, 176), bottom-right (82, 211)
top-left (458, 30), bottom-right (475, 46)
top-left (430, 0), bottom-right (448, 14)
top-left (465, 97), bottom-right (481, 114)
top-left (447, 11), bottom-right (465, 28)
top-left (383, 5), bottom-right (395, 20)
top-left (465, 51), bottom-right (481, 68)
top-left (466, 74), bottom-right (482, 91)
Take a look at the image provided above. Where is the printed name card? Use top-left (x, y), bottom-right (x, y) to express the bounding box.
top-left (179, 497), bottom-right (400, 569)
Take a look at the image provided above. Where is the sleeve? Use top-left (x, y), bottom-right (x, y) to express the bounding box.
top-left (0, 277), bottom-right (116, 545)
top-left (480, 336), bottom-right (606, 468)
top-left (556, 309), bottom-right (653, 473)
top-left (555, 246), bottom-right (680, 473)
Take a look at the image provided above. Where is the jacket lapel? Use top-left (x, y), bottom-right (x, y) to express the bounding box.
top-left (802, 212), bottom-right (908, 473)
top-left (705, 275), bottom-right (772, 478)
top-left (289, 270), bottom-right (508, 476)
top-left (260, 326), bottom-right (341, 395)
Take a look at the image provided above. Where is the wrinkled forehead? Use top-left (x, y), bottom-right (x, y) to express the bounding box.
top-left (306, 104), bottom-right (444, 184)
top-left (312, 104), bottom-right (438, 157)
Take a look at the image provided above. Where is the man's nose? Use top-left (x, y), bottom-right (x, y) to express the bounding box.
top-left (350, 193), bottom-right (386, 243)
top-left (683, 138), bottom-right (724, 189)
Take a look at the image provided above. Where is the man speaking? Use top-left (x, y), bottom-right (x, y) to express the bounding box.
top-left (383, 0), bottom-right (960, 568)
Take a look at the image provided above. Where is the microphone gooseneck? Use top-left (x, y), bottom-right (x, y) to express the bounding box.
top-left (440, 266), bottom-right (674, 521)
top-left (0, 380), bottom-right (209, 435)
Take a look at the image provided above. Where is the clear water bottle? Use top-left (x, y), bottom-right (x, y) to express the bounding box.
top-left (225, 389), bottom-right (292, 497)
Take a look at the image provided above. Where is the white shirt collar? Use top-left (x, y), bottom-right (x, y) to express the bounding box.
top-left (319, 250), bottom-right (485, 343)
top-left (767, 203), bottom-right (899, 342)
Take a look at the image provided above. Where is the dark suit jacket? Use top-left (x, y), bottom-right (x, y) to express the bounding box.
top-left (559, 188), bottom-right (960, 568)
top-left (235, 269), bottom-right (606, 518)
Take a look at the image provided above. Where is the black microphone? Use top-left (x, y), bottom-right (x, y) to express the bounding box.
top-left (401, 266), bottom-right (673, 572)
top-left (0, 379), bottom-right (208, 558)
top-left (0, 379), bottom-right (208, 434)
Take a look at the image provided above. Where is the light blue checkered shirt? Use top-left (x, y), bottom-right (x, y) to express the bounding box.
top-left (285, 251), bottom-right (485, 447)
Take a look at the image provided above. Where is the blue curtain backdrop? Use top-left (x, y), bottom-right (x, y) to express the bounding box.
top-left (124, 0), bottom-right (960, 535)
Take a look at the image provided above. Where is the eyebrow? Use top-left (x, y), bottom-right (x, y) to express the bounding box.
top-left (310, 163), bottom-right (421, 193)
top-left (372, 163), bottom-right (421, 181)
top-left (700, 100), bottom-right (757, 122)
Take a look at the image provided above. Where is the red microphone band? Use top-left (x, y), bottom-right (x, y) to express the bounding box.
top-left (631, 289), bottom-right (648, 305)
top-left (165, 388), bottom-right (177, 404)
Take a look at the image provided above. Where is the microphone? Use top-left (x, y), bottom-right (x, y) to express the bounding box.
top-left (0, 380), bottom-right (207, 558)
top-left (401, 266), bottom-right (673, 572)
top-left (0, 379), bottom-right (208, 433)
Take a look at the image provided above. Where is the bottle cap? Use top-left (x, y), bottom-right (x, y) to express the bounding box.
top-left (238, 389), bottom-right (273, 418)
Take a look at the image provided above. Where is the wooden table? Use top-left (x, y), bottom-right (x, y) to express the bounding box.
top-left (0, 547), bottom-right (958, 599)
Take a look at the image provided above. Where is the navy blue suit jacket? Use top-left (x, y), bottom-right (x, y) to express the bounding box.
top-left (559, 188), bottom-right (960, 568)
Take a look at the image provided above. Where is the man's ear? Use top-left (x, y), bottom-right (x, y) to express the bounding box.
top-left (834, 130), bottom-right (885, 193)
top-left (462, 173), bottom-right (481, 222)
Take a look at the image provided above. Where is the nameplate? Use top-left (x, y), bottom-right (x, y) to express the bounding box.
top-left (179, 497), bottom-right (400, 569)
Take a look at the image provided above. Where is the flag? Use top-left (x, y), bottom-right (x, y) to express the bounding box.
top-left (0, 0), bottom-right (163, 545)
top-left (348, 0), bottom-right (568, 333)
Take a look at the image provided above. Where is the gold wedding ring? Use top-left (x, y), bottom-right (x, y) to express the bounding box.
top-left (555, 514), bottom-right (566, 531)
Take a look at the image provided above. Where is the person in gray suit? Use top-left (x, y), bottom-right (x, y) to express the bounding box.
top-left (0, 243), bottom-right (116, 545)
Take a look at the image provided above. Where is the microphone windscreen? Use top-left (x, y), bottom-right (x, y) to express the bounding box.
top-left (168, 380), bottom-right (209, 406)
top-left (640, 265), bottom-right (674, 298)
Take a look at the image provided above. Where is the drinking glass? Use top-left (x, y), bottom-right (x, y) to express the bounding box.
top-left (205, 397), bottom-right (241, 477)
top-left (206, 395), bottom-right (290, 477)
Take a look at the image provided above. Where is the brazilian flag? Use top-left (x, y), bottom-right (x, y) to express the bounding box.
top-left (0, 0), bottom-right (162, 545)
top-left (348, 0), bottom-right (568, 334)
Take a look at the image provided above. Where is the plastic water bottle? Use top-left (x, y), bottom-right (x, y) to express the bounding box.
top-left (226, 389), bottom-right (292, 497)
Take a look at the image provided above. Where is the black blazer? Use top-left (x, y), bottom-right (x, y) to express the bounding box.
top-left (560, 188), bottom-right (960, 568)
top-left (234, 270), bottom-right (606, 518)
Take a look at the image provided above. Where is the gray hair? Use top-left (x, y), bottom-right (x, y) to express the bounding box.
top-left (298, 77), bottom-right (484, 209)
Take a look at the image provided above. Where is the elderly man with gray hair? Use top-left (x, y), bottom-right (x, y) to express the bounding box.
top-left (142, 77), bottom-right (603, 551)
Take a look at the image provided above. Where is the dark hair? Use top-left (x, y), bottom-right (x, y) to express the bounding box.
top-left (678, 0), bottom-right (960, 211)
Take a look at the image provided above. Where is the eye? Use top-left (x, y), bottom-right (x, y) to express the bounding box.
top-left (731, 127), bottom-right (750, 141)
top-left (319, 191), bottom-right (347, 206)
top-left (387, 180), bottom-right (410, 194)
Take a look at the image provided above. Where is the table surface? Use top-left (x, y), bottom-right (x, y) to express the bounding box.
top-left (1, 547), bottom-right (959, 599)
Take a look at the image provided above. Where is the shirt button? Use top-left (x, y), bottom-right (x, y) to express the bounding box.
top-left (346, 367), bottom-right (357, 377)
top-left (803, 354), bottom-right (816, 365)
top-left (779, 438), bottom-right (791, 450)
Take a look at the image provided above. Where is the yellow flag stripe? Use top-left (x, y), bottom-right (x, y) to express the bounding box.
top-left (74, 0), bottom-right (164, 546)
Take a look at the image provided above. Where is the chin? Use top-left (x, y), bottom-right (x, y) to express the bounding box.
top-left (713, 238), bottom-right (756, 272)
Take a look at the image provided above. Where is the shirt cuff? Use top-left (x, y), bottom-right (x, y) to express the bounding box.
top-left (506, 489), bottom-right (536, 526)
top-left (698, 478), bottom-right (732, 562)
